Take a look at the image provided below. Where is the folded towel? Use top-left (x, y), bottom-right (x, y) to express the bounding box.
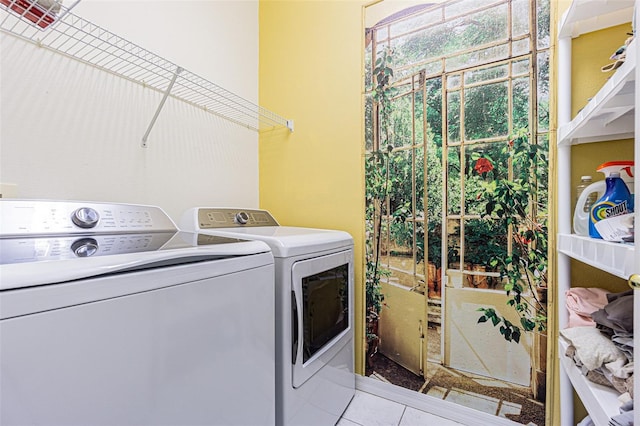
top-left (566, 287), bottom-right (610, 327)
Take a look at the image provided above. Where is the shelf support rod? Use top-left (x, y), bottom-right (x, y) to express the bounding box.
top-left (142, 66), bottom-right (183, 148)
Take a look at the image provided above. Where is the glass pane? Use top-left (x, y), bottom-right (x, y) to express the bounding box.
top-left (414, 86), bottom-right (425, 146)
top-left (380, 217), bottom-right (390, 263)
top-left (512, 58), bottom-right (530, 76)
top-left (395, 80), bottom-right (413, 97)
top-left (464, 142), bottom-right (506, 215)
top-left (513, 76), bottom-right (530, 132)
top-left (365, 94), bottom-right (374, 151)
top-left (446, 43), bottom-right (509, 72)
top-left (512, 0), bottom-right (530, 37)
top-left (445, 0), bottom-right (502, 19)
top-left (388, 220), bottom-right (414, 267)
top-left (426, 218), bottom-right (442, 268)
top-left (377, 27), bottom-right (389, 41)
top-left (446, 218), bottom-right (461, 269)
top-left (464, 81), bottom-right (508, 140)
top-left (464, 64), bottom-right (508, 85)
top-left (423, 60), bottom-right (444, 76)
top-left (447, 74), bottom-right (461, 89)
top-left (416, 146), bottom-right (425, 214)
top-left (415, 220), bottom-right (426, 276)
top-left (390, 95), bottom-right (413, 148)
top-left (538, 50), bottom-right (550, 131)
top-left (447, 146), bottom-right (461, 215)
top-left (536, 133), bottom-right (550, 216)
top-left (365, 40), bottom-right (373, 91)
top-left (449, 3), bottom-right (509, 49)
top-left (389, 6), bottom-right (442, 36)
top-left (390, 31), bottom-right (431, 69)
top-left (447, 90), bottom-right (461, 143)
top-left (426, 78), bottom-right (443, 147)
top-left (463, 218), bottom-right (507, 287)
top-left (426, 130), bottom-right (443, 220)
top-left (537, 0), bottom-right (551, 49)
top-left (513, 38), bottom-right (530, 56)
top-left (388, 149), bottom-right (413, 218)
top-left (302, 263), bottom-right (349, 363)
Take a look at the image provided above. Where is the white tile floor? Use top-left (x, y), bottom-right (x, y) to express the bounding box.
top-left (338, 390), bottom-right (465, 426)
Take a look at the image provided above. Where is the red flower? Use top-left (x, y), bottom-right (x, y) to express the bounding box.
top-left (474, 158), bottom-right (494, 174)
top-left (508, 139), bottom-right (514, 148)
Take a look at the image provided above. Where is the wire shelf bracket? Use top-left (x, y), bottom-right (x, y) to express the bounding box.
top-left (0, 0), bottom-right (294, 145)
top-left (142, 66), bottom-right (183, 148)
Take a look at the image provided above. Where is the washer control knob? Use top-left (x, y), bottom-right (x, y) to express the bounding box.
top-left (71, 238), bottom-right (99, 258)
top-left (235, 211), bottom-right (249, 225)
top-left (71, 207), bottom-right (100, 228)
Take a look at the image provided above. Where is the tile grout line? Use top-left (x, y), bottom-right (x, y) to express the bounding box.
top-left (397, 404), bottom-right (408, 426)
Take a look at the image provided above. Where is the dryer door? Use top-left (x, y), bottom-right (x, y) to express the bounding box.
top-left (291, 249), bottom-right (353, 388)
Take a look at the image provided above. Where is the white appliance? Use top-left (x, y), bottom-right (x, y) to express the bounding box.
top-left (0, 200), bottom-right (276, 426)
top-left (180, 208), bottom-right (355, 426)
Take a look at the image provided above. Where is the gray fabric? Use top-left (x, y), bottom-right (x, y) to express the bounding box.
top-left (607, 289), bottom-right (634, 303)
top-left (592, 293), bottom-right (634, 335)
top-left (612, 334), bottom-right (634, 361)
top-left (609, 400), bottom-right (634, 426)
top-left (609, 410), bottom-right (633, 426)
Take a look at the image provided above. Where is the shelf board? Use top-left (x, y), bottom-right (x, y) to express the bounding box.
top-left (0, 1), bottom-right (293, 135)
top-left (558, 39), bottom-right (636, 146)
top-left (557, 233), bottom-right (635, 279)
top-left (558, 339), bottom-right (622, 426)
top-left (559, 0), bottom-right (634, 38)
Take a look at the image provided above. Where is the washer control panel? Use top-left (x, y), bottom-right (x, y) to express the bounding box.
top-left (196, 208), bottom-right (279, 229)
top-left (0, 232), bottom-right (174, 264)
top-left (0, 200), bottom-right (177, 237)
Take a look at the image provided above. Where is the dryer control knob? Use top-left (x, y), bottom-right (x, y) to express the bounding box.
top-left (72, 207), bottom-right (100, 228)
top-left (71, 238), bottom-right (99, 257)
top-left (235, 211), bottom-right (249, 225)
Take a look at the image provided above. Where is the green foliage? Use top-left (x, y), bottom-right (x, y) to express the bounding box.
top-left (474, 130), bottom-right (548, 341)
top-left (365, 47), bottom-right (397, 340)
top-left (364, 1), bottom-right (550, 347)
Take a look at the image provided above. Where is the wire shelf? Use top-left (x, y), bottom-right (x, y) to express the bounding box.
top-left (0, 0), bottom-right (294, 140)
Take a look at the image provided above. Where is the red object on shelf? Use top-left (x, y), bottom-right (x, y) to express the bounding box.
top-left (0, 0), bottom-right (56, 29)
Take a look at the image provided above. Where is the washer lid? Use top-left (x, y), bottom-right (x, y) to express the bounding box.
top-left (201, 226), bottom-right (353, 258)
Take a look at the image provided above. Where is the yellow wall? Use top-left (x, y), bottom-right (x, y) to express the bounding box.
top-left (258, 0), bottom-right (368, 374)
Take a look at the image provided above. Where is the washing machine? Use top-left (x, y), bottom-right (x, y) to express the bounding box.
top-left (180, 208), bottom-right (355, 426)
top-left (0, 200), bottom-right (276, 426)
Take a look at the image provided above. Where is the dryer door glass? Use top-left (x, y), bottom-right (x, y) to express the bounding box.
top-left (291, 248), bottom-right (353, 389)
top-left (301, 263), bottom-right (349, 363)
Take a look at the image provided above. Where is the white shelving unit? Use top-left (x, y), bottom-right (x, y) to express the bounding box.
top-left (0, 0), bottom-right (294, 146)
top-left (557, 1), bottom-right (639, 425)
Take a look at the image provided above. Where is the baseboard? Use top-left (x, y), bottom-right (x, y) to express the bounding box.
top-left (355, 375), bottom-right (521, 426)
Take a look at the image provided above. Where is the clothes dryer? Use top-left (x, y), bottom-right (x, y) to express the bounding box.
top-left (180, 208), bottom-right (355, 426)
top-left (0, 200), bottom-right (275, 426)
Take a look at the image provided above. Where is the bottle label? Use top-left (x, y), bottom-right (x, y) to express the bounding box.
top-left (591, 200), bottom-right (629, 223)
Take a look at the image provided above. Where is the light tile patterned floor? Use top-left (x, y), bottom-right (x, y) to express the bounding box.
top-left (338, 390), bottom-right (465, 426)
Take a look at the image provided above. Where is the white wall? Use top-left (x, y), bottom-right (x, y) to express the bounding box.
top-left (0, 0), bottom-right (259, 222)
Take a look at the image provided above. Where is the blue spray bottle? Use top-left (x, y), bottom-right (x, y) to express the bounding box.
top-left (589, 172), bottom-right (634, 239)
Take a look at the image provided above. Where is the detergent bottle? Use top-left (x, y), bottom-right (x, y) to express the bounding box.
top-left (573, 161), bottom-right (634, 236)
top-left (588, 172), bottom-right (634, 239)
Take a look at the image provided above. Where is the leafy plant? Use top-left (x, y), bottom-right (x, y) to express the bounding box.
top-left (474, 129), bottom-right (548, 343)
top-left (365, 46), bottom-right (397, 343)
